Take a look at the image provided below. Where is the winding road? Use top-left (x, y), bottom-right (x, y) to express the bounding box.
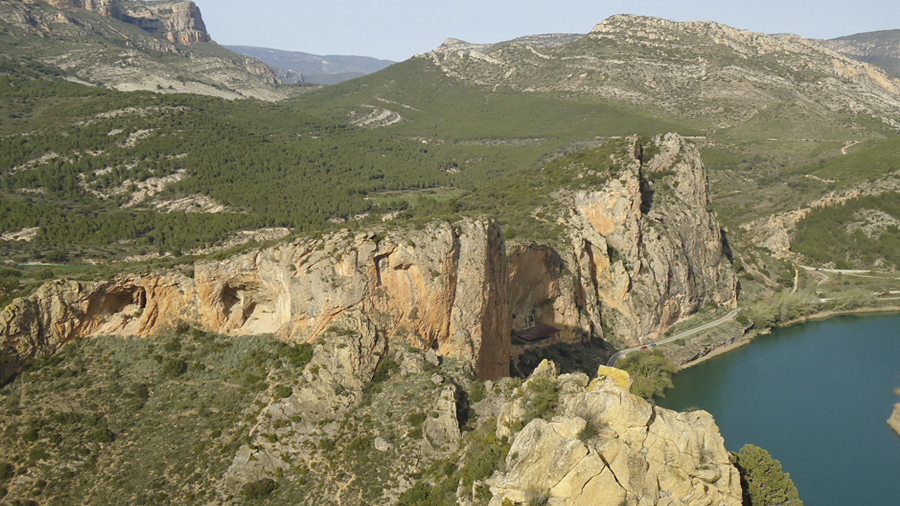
top-left (606, 308), bottom-right (742, 367)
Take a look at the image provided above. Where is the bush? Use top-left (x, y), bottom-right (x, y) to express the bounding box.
top-left (617, 350), bottom-right (677, 399)
top-left (274, 385), bottom-right (292, 399)
top-left (469, 380), bottom-right (486, 403)
top-left (407, 413), bottom-right (426, 427)
top-left (0, 462), bottom-right (14, 481)
top-left (162, 358), bottom-right (187, 377)
top-left (280, 343), bottom-right (313, 370)
top-left (241, 478), bottom-right (278, 500)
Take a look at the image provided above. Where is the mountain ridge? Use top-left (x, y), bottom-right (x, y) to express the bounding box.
top-left (225, 45), bottom-right (394, 85)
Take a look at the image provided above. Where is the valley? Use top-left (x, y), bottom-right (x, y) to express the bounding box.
top-left (2, 2), bottom-right (900, 505)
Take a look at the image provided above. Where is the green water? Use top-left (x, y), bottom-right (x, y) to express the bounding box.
top-left (657, 313), bottom-right (900, 506)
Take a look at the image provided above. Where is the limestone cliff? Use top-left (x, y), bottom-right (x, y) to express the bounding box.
top-left (488, 361), bottom-right (742, 505)
top-left (509, 133), bottom-right (737, 344)
top-left (42, 0), bottom-right (211, 44)
top-left (0, 219), bottom-right (511, 383)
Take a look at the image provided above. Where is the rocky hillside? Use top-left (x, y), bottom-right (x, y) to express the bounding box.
top-left (0, 0), bottom-right (288, 100)
top-left (0, 134), bottom-right (736, 385)
top-left (226, 45), bottom-right (395, 85)
top-left (422, 15), bottom-right (900, 132)
top-left (823, 30), bottom-right (900, 78)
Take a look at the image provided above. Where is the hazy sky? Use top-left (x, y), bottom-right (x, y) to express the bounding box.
top-left (201, 0), bottom-right (899, 61)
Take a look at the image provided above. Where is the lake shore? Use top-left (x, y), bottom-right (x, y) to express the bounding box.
top-left (678, 304), bottom-right (900, 370)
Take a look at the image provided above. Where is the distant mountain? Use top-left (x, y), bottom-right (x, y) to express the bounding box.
top-left (0, 0), bottom-right (291, 100)
top-left (225, 45), bottom-right (394, 84)
top-left (822, 30), bottom-right (900, 78)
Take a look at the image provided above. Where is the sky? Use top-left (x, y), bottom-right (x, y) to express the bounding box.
top-left (201, 0), bottom-right (900, 62)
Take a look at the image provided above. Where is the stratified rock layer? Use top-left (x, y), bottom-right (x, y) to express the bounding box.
top-left (488, 363), bottom-right (743, 506)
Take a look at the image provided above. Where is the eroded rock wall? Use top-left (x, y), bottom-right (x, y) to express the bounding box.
top-left (509, 133), bottom-right (737, 345)
top-left (0, 219), bottom-right (510, 383)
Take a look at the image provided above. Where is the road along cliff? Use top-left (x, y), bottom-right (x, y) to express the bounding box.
top-left (0, 134), bottom-right (736, 386)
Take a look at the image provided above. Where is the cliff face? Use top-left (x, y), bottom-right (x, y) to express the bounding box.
top-left (0, 219), bottom-right (511, 383)
top-left (120, 1), bottom-right (210, 45)
top-left (509, 133), bottom-right (737, 343)
top-left (488, 362), bottom-right (743, 505)
top-left (0, 134), bottom-right (736, 384)
top-left (42, 0), bottom-right (210, 44)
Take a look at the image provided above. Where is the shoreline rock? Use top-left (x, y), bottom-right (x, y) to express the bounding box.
top-left (890, 390), bottom-right (900, 437)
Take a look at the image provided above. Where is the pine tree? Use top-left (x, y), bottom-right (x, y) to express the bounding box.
top-left (733, 444), bottom-right (803, 506)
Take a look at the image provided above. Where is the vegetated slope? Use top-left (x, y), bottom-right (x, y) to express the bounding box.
top-left (0, 327), bottom-right (753, 506)
top-left (824, 29), bottom-right (900, 78)
top-left (0, 61), bottom-right (467, 264)
top-left (225, 45), bottom-right (395, 85)
top-left (0, 0), bottom-right (288, 100)
top-left (290, 14), bottom-right (900, 269)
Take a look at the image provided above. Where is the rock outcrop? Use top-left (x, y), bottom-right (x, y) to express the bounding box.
top-left (42, 0), bottom-right (210, 44)
top-left (120, 1), bottom-right (210, 45)
top-left (487, 362), bottom-right (742, 505)
top-left (510, 133), bottom-right (737, 343)
top-left (890, 390), bottom-right (900, 437)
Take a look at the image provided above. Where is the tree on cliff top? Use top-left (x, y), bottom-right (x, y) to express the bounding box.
top-left (732, 444), bottom-right (803, 506)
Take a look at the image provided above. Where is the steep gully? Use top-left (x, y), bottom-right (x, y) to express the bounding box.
top-left (0, 134), bottom-right (737, 384)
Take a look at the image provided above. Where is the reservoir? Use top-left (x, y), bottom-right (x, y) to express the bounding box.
top-left (656, 313), bottom-right (900, 506)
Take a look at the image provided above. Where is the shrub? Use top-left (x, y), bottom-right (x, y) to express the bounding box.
top-left (617, 350), bottom-right (677, 399)
top-left (241, 478), bottom-right (278, 500)
top-left (407, 413), bottom-right (426, 427)
top-left (469, 380), bottom-right (486, 403)
top-left (577, 421), bottom-right (598, 441)
top-left (280, 343), bottom-right (314, 370)
top-left (0, 462), bottom-right (14, 481)
top-left (162, 358), bottom-right (187, 377)
top-left (274, 385), bottom-right (292, 399)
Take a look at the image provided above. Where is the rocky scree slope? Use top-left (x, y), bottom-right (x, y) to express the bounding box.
top-left (0, 134), bottom-right (736, 385)
top-left (423, 14), bottom-right (900, 131)
top-left (0, 0), bottom-right (286, 100)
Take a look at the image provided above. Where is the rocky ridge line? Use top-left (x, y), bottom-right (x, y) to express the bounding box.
top-left (422, 14), bottom-right (900, 130)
